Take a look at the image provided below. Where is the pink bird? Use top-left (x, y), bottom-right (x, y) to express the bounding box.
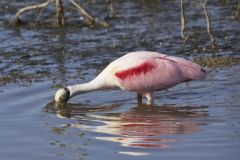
top-left (55, 51), bottom-right (206, 105)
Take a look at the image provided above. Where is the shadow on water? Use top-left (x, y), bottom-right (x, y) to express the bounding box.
top-left (44, 101), bottom-right (209, 153)
top-left (44, 101), bottom-right (122, 118)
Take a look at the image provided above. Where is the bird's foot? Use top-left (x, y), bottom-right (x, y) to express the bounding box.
top-left (145, 92), bottom-right (154, 105)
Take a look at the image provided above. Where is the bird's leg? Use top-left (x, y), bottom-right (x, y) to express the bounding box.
top-left (137, 93), bottom-right (142, 105)
top-left (145, 92), bottom-right (154, 105)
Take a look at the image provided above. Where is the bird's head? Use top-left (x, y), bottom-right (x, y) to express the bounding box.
top-left (55, 88), bottom-right (70, 104)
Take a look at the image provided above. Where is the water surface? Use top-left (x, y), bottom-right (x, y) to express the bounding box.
top-left (0, 0), bottom-right (240, 160)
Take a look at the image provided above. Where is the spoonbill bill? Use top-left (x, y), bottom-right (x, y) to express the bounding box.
top-left (55, 51), bottom-right (206, 105)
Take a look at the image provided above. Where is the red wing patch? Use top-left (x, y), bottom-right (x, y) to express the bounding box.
top-left (115, 62), bottom-right (155, 80)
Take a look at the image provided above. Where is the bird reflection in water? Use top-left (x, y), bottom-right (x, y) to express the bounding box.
top-left (44, 102), bottom-right (208, 151)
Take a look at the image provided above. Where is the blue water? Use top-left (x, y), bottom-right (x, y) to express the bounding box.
top-left (0, 0), bottom-right (240, 160)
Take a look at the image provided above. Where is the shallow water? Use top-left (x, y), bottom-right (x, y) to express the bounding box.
top-left (0, 0), bottom-right (240, 160)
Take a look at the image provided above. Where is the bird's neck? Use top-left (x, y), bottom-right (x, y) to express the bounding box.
top-left (67, 79), bottom-right (111, 98)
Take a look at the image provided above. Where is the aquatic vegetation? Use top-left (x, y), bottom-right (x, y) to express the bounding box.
top-left (195, 56), bottom-right (240, 68)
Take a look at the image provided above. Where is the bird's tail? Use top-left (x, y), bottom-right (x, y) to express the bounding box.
top-left (188, 64), bottom-right (207, 80)
top-left (179, 60), bottom-right (207, 80)
top-left (167, 56), bottom-right (207, 80)
top-left (159, 55), bottom-right (207, 81)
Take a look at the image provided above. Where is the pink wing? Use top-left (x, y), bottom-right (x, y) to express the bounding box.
top-left (114, 54), bottom-right (206, 93)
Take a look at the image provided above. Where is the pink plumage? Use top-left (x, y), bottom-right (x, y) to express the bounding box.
top-left (110, 52), bottom-right (206, 95)
top-left (115, 62), bottom-right (155, 80)
top-left (55, 51), bottom-right (207, 105)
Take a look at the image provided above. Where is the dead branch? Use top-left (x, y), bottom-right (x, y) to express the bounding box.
top-left (202, 0), bottom-right (216, 48)
top-left (106, 0), bottom-right (115, 18)
top-left (16, 0), bottom-right (53, 20)
top-left (236, 0), bottom-right (240, 17)
top-left (36, 6), bottom-right (47, 22)
top-left (69, 0), bottom-right (108, 27)
top-left (180, 0), bottom-right (186, 40)
top-left (13, 0), bottom-right (109, 27)
top-left (56, 0), bottom-right (65, 26)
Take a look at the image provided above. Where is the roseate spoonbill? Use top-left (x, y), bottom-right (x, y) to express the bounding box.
top-left (55, 51), bottom-right (206, 105)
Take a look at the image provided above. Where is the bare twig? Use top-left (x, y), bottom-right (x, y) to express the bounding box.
top-left (202, 0), bottom-right (216, 48)
top-left (69, 0), bottom-right (94, 21)
top-left (56, 0), bottom-right (65, 26)
top-left (16, 0), bottom-right (53, 20)
top-left (69, 0), bottom-right (108, 27)
top-left (14, 0), bottom-right (108, 27)
top-left (236, 0), bottom-right (240, 17)
top-left (106, 0), bottom-right (115, 18)
top-left (180, 0), bottom-right (186, 39)
top-left (36, 6), bottom-right (47, 22)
